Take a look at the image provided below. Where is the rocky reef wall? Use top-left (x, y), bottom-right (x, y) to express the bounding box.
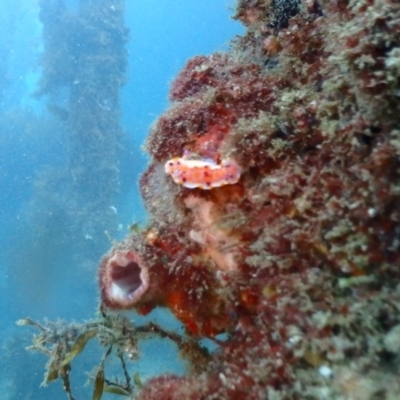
top-left (100, 0), bottom-right (400, 398)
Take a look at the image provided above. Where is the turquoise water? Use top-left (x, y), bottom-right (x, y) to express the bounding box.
top-left (0, 1), bottom-right (242, 398)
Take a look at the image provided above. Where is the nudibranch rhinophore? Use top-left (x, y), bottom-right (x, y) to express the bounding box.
top-left (165, 156), bottom-right (241, 189)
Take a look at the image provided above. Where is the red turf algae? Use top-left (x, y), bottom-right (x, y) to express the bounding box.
top-left (100, 1), bottom-right (400, 398)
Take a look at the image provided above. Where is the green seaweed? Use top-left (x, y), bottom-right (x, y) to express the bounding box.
top-left (19, 312), bottom-right (209, 399)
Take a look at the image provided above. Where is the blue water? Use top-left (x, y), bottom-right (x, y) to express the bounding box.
top-left (0, 1), bottom-right (242, 398)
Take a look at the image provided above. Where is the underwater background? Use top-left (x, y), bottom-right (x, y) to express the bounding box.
top-left (2, 1), bottom-right (400, 399)
top-left (0, 1), bottom-right (242, 398)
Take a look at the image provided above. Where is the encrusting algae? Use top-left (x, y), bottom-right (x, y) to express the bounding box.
top-left (22, 0), bottom-right (400, 399)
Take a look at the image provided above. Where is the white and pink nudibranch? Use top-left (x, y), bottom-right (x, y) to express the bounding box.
top-left (165, 153), bottom-right (241, 189)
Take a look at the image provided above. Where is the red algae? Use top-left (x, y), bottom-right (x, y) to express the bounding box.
top-left (99, 0), bottom-right (400, 399)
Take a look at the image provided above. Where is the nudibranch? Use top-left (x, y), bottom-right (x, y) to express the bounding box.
top-left (99, 249), bottom-right (149, 309)
top-left (165, 155), bottom-right (241, 189)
